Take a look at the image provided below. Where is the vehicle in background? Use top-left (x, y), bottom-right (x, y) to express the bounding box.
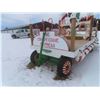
top-left (11, 29), bottom-right (30, 39)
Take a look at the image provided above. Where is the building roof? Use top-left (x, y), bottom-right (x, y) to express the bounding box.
top-left (2, 21), bottom-right (58, 31)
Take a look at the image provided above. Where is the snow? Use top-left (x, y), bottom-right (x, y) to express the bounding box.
top-left (0, 32), bottom-right (2, 86)
top-left (1, 32), bottom-right (100, 86)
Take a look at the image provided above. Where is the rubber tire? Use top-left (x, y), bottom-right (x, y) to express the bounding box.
top-left (30, 50), bottom-right (39, 64)
top-left (12, 35), bottom-right (17, 39)
top-left (57, 56), bottom-right (72, 78)
top-left (28, 34), bottom-right (30, 38)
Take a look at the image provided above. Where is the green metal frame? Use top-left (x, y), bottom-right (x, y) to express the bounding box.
top-left (38, 32), bottom-right (46, 66)
top-left (37, 31), bottom-right (59, 66)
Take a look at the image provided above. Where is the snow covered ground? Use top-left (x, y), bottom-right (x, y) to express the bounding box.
top-left (1, 32), bottom-right (100, 86)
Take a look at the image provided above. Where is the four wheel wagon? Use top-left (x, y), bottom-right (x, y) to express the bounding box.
top-left (28, 13), bottom-right (98, 80)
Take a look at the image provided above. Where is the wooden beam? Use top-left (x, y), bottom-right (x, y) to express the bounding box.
top-left (70, 18), bottom-right (76, 51)
top-left (89, 16), bottom-right (93, 40)
top-left (95, 20), bottom-right (99, 37)
top-left (29, 24), bottom-right (34, 46)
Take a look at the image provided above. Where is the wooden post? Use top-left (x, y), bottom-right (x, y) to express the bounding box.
top-left (95, 20), bottom-right (99, 37)
top-left (89, 16), bottom-right (93, 40)
top-left (96, 20), bottom-right (99, 31)
top-left (70, 18), bottom-right (76, 51)
top-left (29, 24), bottom-right (34, 46)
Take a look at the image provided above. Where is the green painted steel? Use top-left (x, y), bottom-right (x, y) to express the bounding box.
top-left (37, 31), bottom-right (61, 66)
top-left (48, 56), bottom-right (59, 65)
top-left (38, 32), bottom-right (46, 66)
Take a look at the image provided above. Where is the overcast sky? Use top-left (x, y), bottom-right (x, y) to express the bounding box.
top-left (1, 12), bottom-right (100, 29)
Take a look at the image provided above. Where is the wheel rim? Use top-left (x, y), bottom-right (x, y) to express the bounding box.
top-left (62, 61), bottom-right (71, 75)
top-left (34, 54), bottom-right (39, 64)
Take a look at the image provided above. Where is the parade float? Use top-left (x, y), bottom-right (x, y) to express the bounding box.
top-left (28, 13), bottom-right (98, 80)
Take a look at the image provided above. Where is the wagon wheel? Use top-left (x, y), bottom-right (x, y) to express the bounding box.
top-left (63, 60), bottom-right (71, 75)
top-left (54, 57), bottom-right (72, 80)
top-left (30, 50), bottom-right (39, 64)
top-left (27, 51), bottom-right (39, 69)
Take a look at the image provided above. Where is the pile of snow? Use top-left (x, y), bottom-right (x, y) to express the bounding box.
top-left (1, 32), bottom-right (100, 86)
